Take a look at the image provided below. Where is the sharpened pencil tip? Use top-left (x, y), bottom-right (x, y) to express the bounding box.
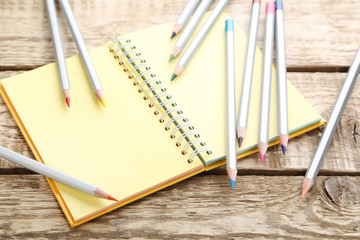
top-left (301, 188), bottom-right (308, 199)
top-left (169, 54), bottom-right (174, 62)
top-left (229, 179), bottom-right (235, 189)
top-left (100, 98), bottom-right (106, 108)
top-left (238, 137), bottom-right (243, 148)
top-left (65, 97), bottom-right (70, 107)
top-left (260, 154), bottom-right (265, 164)
top-left (171, 74), bottom-right (177, 81)
top-left (281, 144), bottom-right (286, 155)
top-left (107, 194), bottom-right (118, 202)
top-left (170, 32), bottom-right (176, 39)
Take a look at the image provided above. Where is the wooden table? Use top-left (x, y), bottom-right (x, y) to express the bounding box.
top-left (1, 0), bottom-right (360, 238)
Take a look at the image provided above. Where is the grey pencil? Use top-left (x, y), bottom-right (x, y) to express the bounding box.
top-left (171, 0), bottom-right (231, 81)
top-left (302, 47), bottom-right (360, 199)
top-left (58, 0), bottom-right (105, 107)
top-left (45, 0), bottom-right (71, 107)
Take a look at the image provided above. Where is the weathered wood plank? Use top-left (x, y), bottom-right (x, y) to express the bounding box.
top-left (0, 175), bottom-right (359, 238)
top-left (0, 0), bottom-right (359, 69)
top-left (1, 71), bottom-right (359, 173)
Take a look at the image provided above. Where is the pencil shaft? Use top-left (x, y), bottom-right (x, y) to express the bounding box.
top-left (225, 19), bottom-right (237, 171)
top-left (305, 48), bottom-right (360, 181)
top-left (176, 0), bottom-right (200, 26)
top-left (259, 4), bottom-right (275, 144)
top-left (175, 0), bottom-right (212, 49)
top-left (237, 1), bottom-right (260, 129)
top-left (45, 0), bottom-right (70, 91)
top-left (275, 0), bottom-right (288, 136)
top-left (58, 0), bottom-right (103, 92)
top-left (178, 0), bottom-right (230, 68)
top-left (0, 145), bottom-right (97, 197)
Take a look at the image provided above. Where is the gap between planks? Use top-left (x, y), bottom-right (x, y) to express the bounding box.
top-left (0, 66), bottom-right (351, 73)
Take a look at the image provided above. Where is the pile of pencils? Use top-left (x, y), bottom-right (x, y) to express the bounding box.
top-left (169, 0), bottom-right (360, 197)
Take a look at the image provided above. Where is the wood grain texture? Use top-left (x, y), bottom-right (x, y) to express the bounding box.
top-left (1, 72), bottom-right (359, 173)
top-left (0, 0), bottom-right (359, 70)
top-left (0, 175), bottom-right (360, 238)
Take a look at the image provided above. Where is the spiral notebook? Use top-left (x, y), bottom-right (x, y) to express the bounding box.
top-left (0, 12), bottom-right (324, 227)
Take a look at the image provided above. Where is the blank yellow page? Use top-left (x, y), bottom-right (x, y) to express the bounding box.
top-left (1, 45), bottom-right (204, 221)
top-left (122, 12), bottom-right (323, 164)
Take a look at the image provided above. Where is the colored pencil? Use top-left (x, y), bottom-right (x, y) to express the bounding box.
top-left (45, 0), bottom-right (71, 107)
top-left (236, 0), bottom-right (261, 148)
top-left (171, 0), bottom-right (230, 81)
top-left (0, 145), bottom-right (117, 201)
top-left (169, 0), bottom-right (212, 62)
top-left (302, 47), bottom-right (360, 199)
top-left (225, 19), bottom-right (237, 189)
top-left (258, 2), bottom-right (275, 164)
top-left (275, 0), bottom-right (288, 155)
top-left (58, 0), bottom-right (106, 107)
top-left (171, 0), bottom-right (200, 39)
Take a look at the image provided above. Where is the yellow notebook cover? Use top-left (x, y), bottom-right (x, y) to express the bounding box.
top-left (0, 12), bottom-right (324, 227)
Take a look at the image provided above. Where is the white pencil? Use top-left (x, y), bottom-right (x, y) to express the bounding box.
top-left (171, 0), bottom-right (231, 81)
top-left (258, 2), bottom-right (275, 164)
top-left (45, 0), bottom-right (71, 107)
top-left (58, 0), bottom-right (106, 107)
top-left (275, 0), bottom-right (289, 155)
top-left (225, 19), bottom-right (237, 189)
top-left (169, 0), bottom-right (213, 61)
top-left (0, 145), bottom-right (117, 201)
top-left (236, 0), bottom-right (261, 148)
top-left (171, 0), bottom-right (200, 39)
top-left (302, 47), bottom-right (360, 199)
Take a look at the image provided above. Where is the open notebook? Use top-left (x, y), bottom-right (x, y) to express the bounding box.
top-left (0, 12), bottom-right (325, 227)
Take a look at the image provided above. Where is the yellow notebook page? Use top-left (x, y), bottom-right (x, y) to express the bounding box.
top-left (0, 46), bottom-right (204, 221)
top-left (122, 12), bottom-right (323, 164)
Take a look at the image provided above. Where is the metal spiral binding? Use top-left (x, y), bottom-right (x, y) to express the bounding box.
top-left (182, 139), bottom-right (206, 155)
top-left (135, 71), bottom-right (154, 85)
top-left (110, 37), bottom-right (130, 50)
top-left (171, 123), bottom-right (193, 138)
top-left (144, 85), bottom-right (166, 100)
top-left (130, 64), bottom-right (148, 79)
top-left (109, 37), bottom-right (211, 165)
top-left (115, 43), bottom-right (133, 56)
top-left (154, 99), bottom-right (176, 115)
top-left (140, 77), bottom-right (161, 92)
top-left (176, 131), bottom-right (199, 147)
top-left (188, 148), bottom-right (212, 163)
top-left (119, 49), bottom-right (137, 64)
top-left (124, 55), bottom-right (142, 72)
top-left (160, 108), bottom-right (182, 123)
top-left (149, 92), bottom-right (169, 107)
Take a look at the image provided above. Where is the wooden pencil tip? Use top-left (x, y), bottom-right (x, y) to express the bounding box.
top-left (169, 54), bottom-right (174, 63)
top-left (65, 97), bottom-right (70, 107)
top-left (171, 74), bottom-right (177, 81)
top-left (301, 188), bottom-right (308, 199)
top-left (107, 194), bottom-right (118, 202)
top-left (170, 32), bottom-right (176, 39)
top-left (100, 98), bottom-right (106, 108)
